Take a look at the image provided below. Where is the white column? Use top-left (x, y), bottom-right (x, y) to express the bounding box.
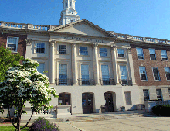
top-left (49, 41), bottom-right (55, 84)
top-left (127, 48), bottom-right (136, 85)
top-left (110, 45), bottom-right (118, 84)
top-left (72, 43), bottom-right (77, 85)
top-left (25, 39), bottom-right (32, 59)
top-left (93, 43), bottom-right (100, 85)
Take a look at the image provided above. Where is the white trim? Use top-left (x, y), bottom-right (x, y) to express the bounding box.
top-left (139, 66), bottom-right (148, 81)
top-left (7, 36), bottom-right (19, 52)
top-left (136, 47), bottom-right (144, 60)
top-left (149, 48), bottom-right (156, 60)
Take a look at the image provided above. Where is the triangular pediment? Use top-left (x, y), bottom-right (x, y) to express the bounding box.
top-left (52, 19), bottom-right (110, 37)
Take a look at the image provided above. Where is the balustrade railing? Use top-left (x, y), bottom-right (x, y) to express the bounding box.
top-left (1, 21), bottom-right (170, 45)
top-left (99, 78), bottom-right (115, 85)
top-left (109, 31), bottom-right (170, 45)
top-left (55, 78), bottom-right (73, 86)
top-left (0, 21), bottom-right (50, 31)
top-left (77, 78), bottom-right (95, 85)
top-left (119, 79), bottom-right (133, 86)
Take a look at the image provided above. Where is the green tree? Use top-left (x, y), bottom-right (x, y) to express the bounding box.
top-left (0, 44), bottom-right (24, 82)
top-left (0, 58), bottom-right (58, 131)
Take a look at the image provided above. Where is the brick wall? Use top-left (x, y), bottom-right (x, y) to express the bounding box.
top-left (0, 33), bottom-right (27, 58)
top-left (131, 44), bottom-right (170, 86)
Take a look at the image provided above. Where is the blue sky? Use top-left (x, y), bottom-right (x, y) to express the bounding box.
top-left (0, 0), bottom-right (170, 39)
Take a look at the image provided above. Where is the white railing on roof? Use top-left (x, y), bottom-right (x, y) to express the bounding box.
top-left (0, 21), bottom-right (50, 31)
top-left (111, 32), bottom-right (170, 45)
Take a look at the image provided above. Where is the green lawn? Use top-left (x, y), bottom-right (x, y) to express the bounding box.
top-left (0, 126), bottom-right (29, 131)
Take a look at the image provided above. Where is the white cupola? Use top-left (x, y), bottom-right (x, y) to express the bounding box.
top-left (59, 0), bottom-right (80, 25)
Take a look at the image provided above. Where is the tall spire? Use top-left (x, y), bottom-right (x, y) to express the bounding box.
top-left (59, 0), bottom-right (80, 25)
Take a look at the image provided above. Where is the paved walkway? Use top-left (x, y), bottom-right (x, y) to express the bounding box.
top-left (1, 111), bottom-right (170, 131)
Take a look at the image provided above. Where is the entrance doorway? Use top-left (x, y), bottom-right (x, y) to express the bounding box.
top-left (82, 93), bottom-right (93, 114)
top-left (104, 92), bottom-right (114, 112)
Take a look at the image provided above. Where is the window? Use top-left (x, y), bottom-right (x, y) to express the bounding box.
top-left (124, 91), bottom-right (132, 105)
top-left (100, 48), bottom-right (107, 57)
top-left (117, 49), bottom-right (124, 57)
top-left (164, 67), bottom-right (170, 80)
top-left (168, 88), bottom-right (170, 97)
top-left (81, 64), bottom-right (89, 85)
top-left (120, 66), bottom-right (128, 80)
top-left (37, 63), bottom-right (45, 74)
top-left (59, 93), bottom-right (70, 105)
top-left (161, 50), bottom-right (168, 60)
top-left (70, 2), bottom-right (72, 6)
top-left (152, 67), bottom-right (161, 81)
top-left (136, 48), bottom-right (144, 60)
top-left (36, 43), bottom-right (45, 53)
top-left (143, 89), bottom-right (149, 101)
top-left (149, 48), bottom-right (156, 60)
top-left (59, 45), bottom-right (66, 54)
top-left (139, 67), bottom-right (148, 81)
top-left (80, 47), bottom-right (88, 55)
top-left (7, 37), bottom-right (19, 52)
top-left (101, 65), bottom-right (110, 85)
top-left (59, 64), bottom-right (67, 85)
top-left (156, 89), bottom-right (162, 101)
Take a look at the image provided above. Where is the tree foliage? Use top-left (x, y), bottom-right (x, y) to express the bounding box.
top-left (0, 44), bottom-right (23, 82)
top-left (0, 58), bottom-right (58, 131)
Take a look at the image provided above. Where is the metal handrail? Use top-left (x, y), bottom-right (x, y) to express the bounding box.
top-left (77, 78), bottom-right (95, 85)
top-left (99, 78), bottom-right (115, 85)
top-left (55, 78), bottom-right (73, 85)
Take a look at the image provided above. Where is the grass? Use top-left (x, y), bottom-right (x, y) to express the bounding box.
top-left (0, 126), bottom-right (29, 131)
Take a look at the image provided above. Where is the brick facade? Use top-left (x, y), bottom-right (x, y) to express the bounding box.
top-left (0, 33), bottom-right (27, 58)
top-left (131, 44), bottom-right (170, 86)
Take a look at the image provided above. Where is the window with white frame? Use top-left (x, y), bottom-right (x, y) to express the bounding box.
top-left (143, 89), bottom-right (149, 101)
top-left (161, 50), bottom-right (168, 60)
top-left (36, 43), bottom-right (45, 53)
top-left (100, 48), bottom-right (107, 57)
top-left (149, 48), bottom-right (156, 60)
top-left (139, 67), bottom-right (148, 81)
top-left (80, 47), bottom-right (88, 55)
top-left (136, 48), bottom-right (144, 60)
top-left (7, 37), bottom-right (19, 52)
top-left (37, 63), bottom-right (45, 74)
top-left (120, 65), bottom-right (128, 80)
top-left (59, 45), bottom-right (66, 54)
top-left (81, 64), bottom-right (89, 84)
top-left (164, 67), bottom-right (170, 80)
top-left (152, 67), bottom-right (161, 81)
top-left (156, 89), bottom-right (162, 101)
top-left (117, 49), bottom-right (124, 57)
top-left (101, 65), bottom-right (110, 85)
top-left (59, 64), bottom-right (67, 85)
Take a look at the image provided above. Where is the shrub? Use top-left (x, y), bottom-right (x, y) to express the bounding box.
top-left (30, 117), bottom-right (59, 131)
top-left (152, 105), bottom-right (170, 116)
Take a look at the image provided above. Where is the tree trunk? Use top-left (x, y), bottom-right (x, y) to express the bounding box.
top-left (16, 107), bottom-right (22, 131)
